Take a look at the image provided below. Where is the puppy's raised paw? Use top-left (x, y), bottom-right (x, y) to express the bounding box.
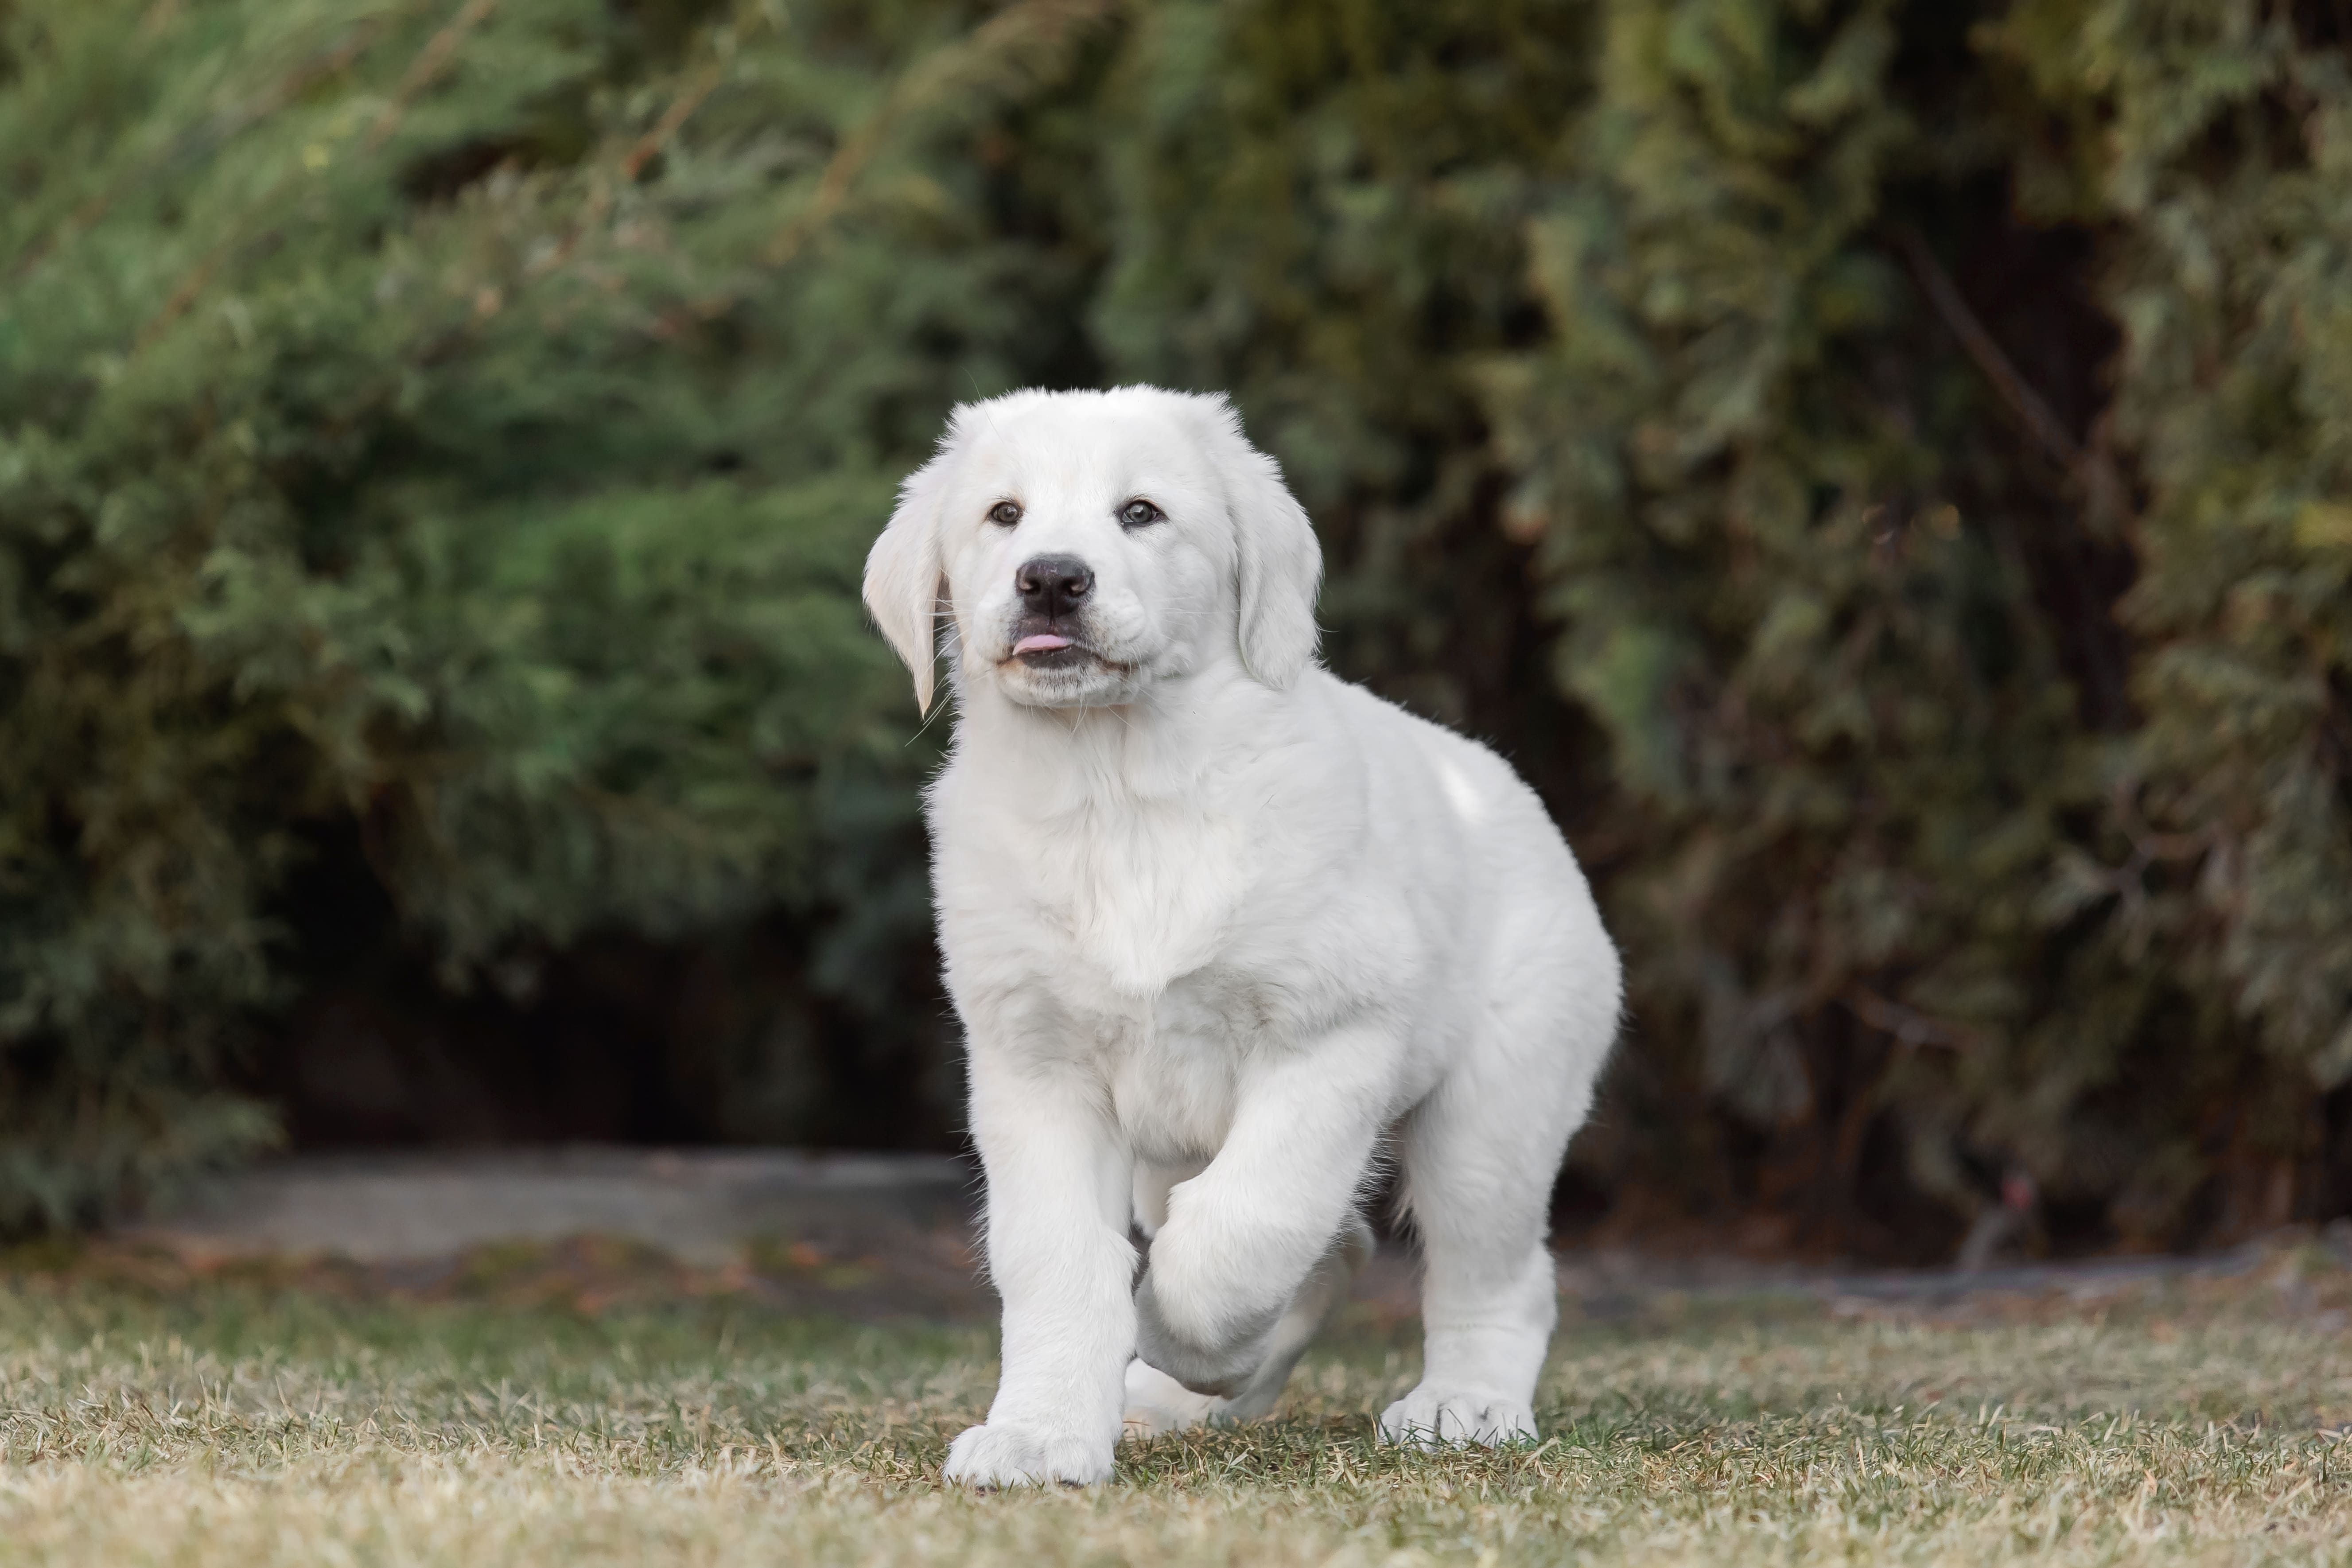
top-left (942, 1421), bottom-right (1112, 1489)
top-left (1376, 1387), bottom-right (1538, 1450)
top-left (1132, 1267), bottom-right (1275, 1397)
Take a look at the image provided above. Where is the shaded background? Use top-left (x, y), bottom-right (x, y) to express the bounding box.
top-left (3, 0), bottom-right (2349, 1262)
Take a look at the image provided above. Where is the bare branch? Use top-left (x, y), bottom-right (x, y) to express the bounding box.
top-left (1894, 226), bottom-right (2132, 530)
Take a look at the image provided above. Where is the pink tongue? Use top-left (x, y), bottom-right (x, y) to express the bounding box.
top-left (1014, 633), bottom-right (1072, 654)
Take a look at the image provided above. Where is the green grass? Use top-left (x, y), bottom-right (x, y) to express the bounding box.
top-left (2, 1250), bottom-right (2350, 1565)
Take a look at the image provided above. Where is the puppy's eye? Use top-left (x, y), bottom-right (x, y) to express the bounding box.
top-left (1119, 498), bottom-right (1163, 529)
top-left (988, 501), bottom-right (1022, 527)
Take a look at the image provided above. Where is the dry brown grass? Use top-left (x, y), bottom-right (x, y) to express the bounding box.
top-left (3, 1238), bottom-right (2350, 1565)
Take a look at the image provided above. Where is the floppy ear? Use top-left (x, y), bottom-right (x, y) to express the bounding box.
top-left (1203, 399), bottom-right (1322, 689)
top-left (864, 449), bottom-right (952, 715)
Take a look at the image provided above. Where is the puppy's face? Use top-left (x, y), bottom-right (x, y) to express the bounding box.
top-left (935, 398), bottom-right (1233, 708)
top-left (865, 389), bottom-right (1322, 714)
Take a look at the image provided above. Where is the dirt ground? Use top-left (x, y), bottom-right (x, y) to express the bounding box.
top-left (65, 1145), bottom-right (2352, 1335)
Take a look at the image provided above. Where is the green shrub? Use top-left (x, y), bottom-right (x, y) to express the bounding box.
top-left (0, 0), bottom-right (1114, 1227)
top-left (1087, 0), bottom-right (2352, 1250)
top-left (3, 0), bottom-right (2347, 1253)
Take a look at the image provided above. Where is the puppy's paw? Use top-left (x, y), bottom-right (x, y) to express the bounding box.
top-left (1133, 1267), bottom-right (1274, 1397)
top-left (1377, 1386), bottom-right (1538, 1450)
top-left (941, 1422), bottom-right (1113, 1489)
top-left (1121, 1357), bottom-right (1231, 1439)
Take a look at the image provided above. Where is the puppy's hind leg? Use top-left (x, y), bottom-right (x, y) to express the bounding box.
top-left (1123, 1215), bottom-right (1372, 1439)
top-left (1381, 964), bottom-right (1614, 1449)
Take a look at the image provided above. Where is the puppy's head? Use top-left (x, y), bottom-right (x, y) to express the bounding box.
top-left (863, 386), bottom-right (1322, 712)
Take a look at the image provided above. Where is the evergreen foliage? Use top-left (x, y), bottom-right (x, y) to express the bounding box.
top-left (2, 0), bottom-right (2348, 1253)
top-left (0, 0), bottom-right (1108, 1226)
top-left (2015, 0), bottom-right (2352, 1222)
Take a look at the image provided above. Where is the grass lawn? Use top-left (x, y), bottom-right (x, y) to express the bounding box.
top-left (2, 1241), bottom-right (2350, 1565)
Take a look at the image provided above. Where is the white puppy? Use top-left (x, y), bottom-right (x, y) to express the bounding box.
top-left (863, 386), bottom-right (1621, 1488)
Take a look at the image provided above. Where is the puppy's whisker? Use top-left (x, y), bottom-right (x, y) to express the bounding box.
top-left (904, 690), bottom-right (951, 746)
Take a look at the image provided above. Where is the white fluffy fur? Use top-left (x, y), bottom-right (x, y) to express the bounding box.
top-left (863, 386), bottom-right (1622, 1488)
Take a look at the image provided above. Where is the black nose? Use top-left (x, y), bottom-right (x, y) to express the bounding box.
top-left (1015, 554), bottom-right (1094, 619)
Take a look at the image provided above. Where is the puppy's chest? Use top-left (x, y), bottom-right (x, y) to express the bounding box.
top-left (1022, 797), bottom-right (1252, 997)
top-left (1104, 967), bottom-right (1276, 1160)
top-left (1018, 804), bottom-right (1284, 1158)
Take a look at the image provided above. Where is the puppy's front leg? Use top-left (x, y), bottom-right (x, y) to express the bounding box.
top-left (1134, 1032), bottom-right (1389, 1396)
top-left (944, 1055), bottom-right (1135, 1489)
